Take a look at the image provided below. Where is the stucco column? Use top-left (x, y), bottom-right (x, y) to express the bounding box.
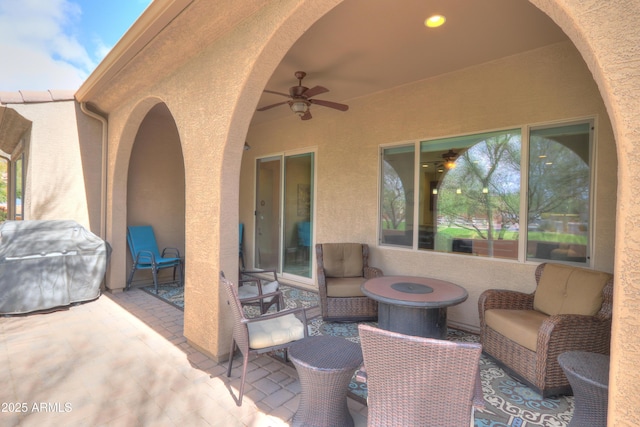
top-left (530, 1), bottom-right (640, 424)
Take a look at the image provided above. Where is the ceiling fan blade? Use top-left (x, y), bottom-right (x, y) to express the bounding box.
top-left (256, 101), bottom-right (289, 111)
top-left (263, 89), bottom-right (291, 97)
top-left (301, 111), bottom-right (312, 120)
top-left (309, 99), bottom-right (349, 111)
top-left (302, 85), bottom-right (329, 98)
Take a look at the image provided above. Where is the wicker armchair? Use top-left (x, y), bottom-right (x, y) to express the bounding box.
top-left (478, 262), bottom-right (613, 397)
top-left (315, 243), bottom-right (383, 322)
top-left (220, 272), bottom-right (308, 405)
top-left (357, 324), bottom-right (483, 426)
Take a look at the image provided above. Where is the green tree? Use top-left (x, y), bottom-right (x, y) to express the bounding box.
top-left (438, 133), bottom-right (521, 248)
top-left (381, 161), bottom-right (406, 230)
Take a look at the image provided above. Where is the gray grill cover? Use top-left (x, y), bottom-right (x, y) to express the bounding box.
top-left (0, 220), bottom-right (110, 314)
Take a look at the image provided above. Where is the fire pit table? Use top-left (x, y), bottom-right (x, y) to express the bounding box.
top-left (362, 275), bottom-right (468, 339)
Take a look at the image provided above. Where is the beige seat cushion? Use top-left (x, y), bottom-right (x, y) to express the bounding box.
top-left (247, 313), bottom-right (305, 349)
top-left (326, 277), bottom-right (366, 297)
top-left (322, 243), bottom-right (364, 278)
top-left (533, 264), bottom-right (611, 316)
top-left (238, 280), bottom-right (279, 303)
top-left (485, 309), bottom-right (549, 351)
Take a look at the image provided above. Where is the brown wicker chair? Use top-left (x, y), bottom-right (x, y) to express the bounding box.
top-left (478, 262), bottom-right (613, 397)
top-left (315, 243), bottom-right (383, 322)
top-left (238, 269), bottom-right (281, 315)
top-left (357, 324), bottom-right (482, 427)
top-left (220, 272), bottom-right (308, 405)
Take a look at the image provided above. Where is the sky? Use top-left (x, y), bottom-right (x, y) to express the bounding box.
top-left (0, 0), bottom-right (152, 92)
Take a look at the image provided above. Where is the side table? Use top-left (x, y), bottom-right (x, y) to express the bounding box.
top-left (289, 335), bottom-right (363, 427)
top-left (558, 351), bottom-right (609, 427)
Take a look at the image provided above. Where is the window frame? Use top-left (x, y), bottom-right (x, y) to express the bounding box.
top-left (1, 138), bottom-right (27, 221)
top-left (378, 118), bottom-right (596, 266)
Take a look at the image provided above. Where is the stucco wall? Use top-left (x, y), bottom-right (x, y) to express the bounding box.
top-left (243, 40), bottom-right (617, 331)
top-left (9, 101), bottom-right (103, 234)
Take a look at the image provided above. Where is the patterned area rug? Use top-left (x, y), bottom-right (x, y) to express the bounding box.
top-left (143, 282), bottom-right (574, 427)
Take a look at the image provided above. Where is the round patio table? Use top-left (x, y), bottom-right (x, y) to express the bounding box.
top-left (362, 275), bottom-right (468, 339)
top-left (289, 335), bottom-right (363, 427)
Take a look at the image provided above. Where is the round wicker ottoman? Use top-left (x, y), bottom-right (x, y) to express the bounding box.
top-left (289, 335), bottom-right (363, 427)
top-left (558, 351), bottom-right (609, 427)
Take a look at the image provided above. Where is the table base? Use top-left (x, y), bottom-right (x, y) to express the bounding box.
top-left (291, 367), bottom-right (355, 427)
top-left (378, 302), bottom-right (447, 339)
top-left (289, 336), bottom-right (362, 427)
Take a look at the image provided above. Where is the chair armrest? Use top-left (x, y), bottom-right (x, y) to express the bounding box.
top-left (135, 250), bottom-right (157, 264)
top-left (242, 269), bottom-right (277, 281)
top-left (478, 289), bottom-right (534, 328)
top-left (161, 247), bottom-right (182, 259)
top-left (538, 313), bottom-right (612, 356)
top-left (364, 266), bottom-right (383, 279)
top-left (478, 289), bottom-right (534, 311)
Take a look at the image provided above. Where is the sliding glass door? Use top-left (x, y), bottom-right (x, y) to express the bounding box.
top-left (255, 152), bottom-right (314, 280)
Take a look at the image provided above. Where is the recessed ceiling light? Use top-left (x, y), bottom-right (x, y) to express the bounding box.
top-left (425, 15), bottom-right (446, 28)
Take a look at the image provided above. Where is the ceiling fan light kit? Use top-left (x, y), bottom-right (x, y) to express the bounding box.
top-left (257, 71), bottom-right (349, 120)
top-left (289, 100), bottom-right (309, 116)
top-left (442, 149), bottom-right (458, 169)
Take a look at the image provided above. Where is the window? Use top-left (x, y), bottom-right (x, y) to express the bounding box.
top-left (380, 145), bottom-right (415, 247)
top-left (527, 123), bottom-right (591, 263)
top-left (0, 148), bottom-right (26, 221)
top-left (13, 153), bottom-right (23, 220)
top-left (379, 120), bottom-right (593, 265)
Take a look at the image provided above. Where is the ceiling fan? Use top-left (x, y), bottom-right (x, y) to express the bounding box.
top-left (257, 71), bottom-right (349, 120)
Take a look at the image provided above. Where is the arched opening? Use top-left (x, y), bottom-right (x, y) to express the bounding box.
top-left (125, 102), bottom-right (186, 298)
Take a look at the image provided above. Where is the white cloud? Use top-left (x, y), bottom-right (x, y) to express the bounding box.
top-left (0, 0), bottom-right (95, 91)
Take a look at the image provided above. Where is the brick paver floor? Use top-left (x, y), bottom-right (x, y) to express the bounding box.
top-left (0, 288), bottom-right (367, 426)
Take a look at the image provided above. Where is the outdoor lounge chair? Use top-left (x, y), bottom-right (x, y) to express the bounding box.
top-left (316, 243), bottom-right (382, 321)
top-left (221, 271), bottom-right (308, 405)
top-left (478, 262), bottom-right (613, 397)
top-left (357, 324), bottom-right (482, 426)
top-left (126, 225), bottom-right (183, 292)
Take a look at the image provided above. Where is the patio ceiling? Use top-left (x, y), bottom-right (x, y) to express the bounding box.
top-left (79, 0), bottom-right (568, 120)
top-left (251, 0), bottom-right (569, 125)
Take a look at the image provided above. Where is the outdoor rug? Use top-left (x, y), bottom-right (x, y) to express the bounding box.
top-left (143, 282), bottom-right (574, 427)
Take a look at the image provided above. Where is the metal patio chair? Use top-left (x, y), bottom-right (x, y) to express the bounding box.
top-left (126, 225), bottom-right (183, 292)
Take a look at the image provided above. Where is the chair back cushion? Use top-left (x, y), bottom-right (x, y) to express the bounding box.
top-left (322, 243), bottom-right (364, 278)
top-left (533, 263), bottom-right (612, 316)
top-left (247, 313), bottom-right (305, 349)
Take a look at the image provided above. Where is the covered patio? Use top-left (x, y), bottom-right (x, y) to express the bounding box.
top-left (1, 0), bottom-right (639, 424)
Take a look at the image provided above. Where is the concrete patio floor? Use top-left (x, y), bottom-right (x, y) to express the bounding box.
top-left (0, 289), bottom-right (368, 426)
